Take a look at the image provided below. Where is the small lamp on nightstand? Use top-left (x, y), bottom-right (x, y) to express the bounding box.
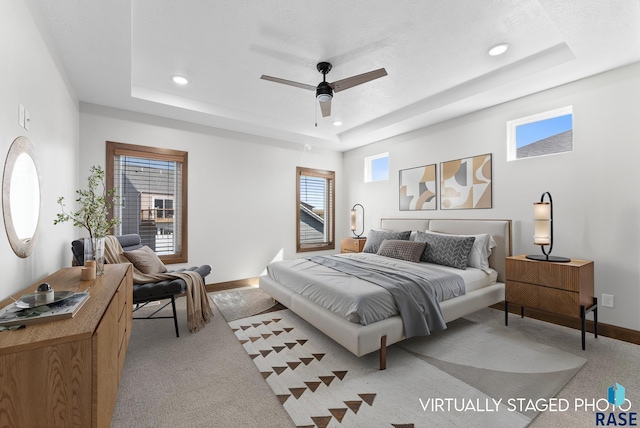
top-left (350, 204), bottom-right (365, 238)
top-left (526, 191), bottom-right (570, 263)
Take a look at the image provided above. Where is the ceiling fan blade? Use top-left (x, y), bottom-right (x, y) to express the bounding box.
top-left (319, 99), bottom-right (332, 117)
top-left (330, 68), bottom-right (387, 92)
top-left (260, 75), bottom-right (316, 91)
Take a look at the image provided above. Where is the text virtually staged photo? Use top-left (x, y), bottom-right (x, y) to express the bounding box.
top-left (1, 1), bottom-right (639, 427)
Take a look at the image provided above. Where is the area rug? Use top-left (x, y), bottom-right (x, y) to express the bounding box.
top-left (211, 287), bottom-right (281, 321)
top-left (228, 309), bottom-right (586, 428)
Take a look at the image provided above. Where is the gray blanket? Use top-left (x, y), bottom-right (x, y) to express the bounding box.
top-left (307, 255), bottom-right (465, 338)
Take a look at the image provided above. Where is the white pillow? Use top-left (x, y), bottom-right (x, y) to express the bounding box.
top-left (423, 230), bottom-right (496, 273)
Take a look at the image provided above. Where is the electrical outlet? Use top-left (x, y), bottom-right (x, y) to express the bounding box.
top-left (602, 293), bottom-right (614, 308)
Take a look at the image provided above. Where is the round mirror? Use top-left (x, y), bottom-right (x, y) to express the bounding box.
top-left (2, 136), bottom-right (40, 258)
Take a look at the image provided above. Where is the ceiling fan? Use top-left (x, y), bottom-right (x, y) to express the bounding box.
top-left (260, 62), bottom-right (387, 118)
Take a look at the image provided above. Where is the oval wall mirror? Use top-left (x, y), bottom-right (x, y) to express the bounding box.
top-left (2, 136), bottom-right (41, 258)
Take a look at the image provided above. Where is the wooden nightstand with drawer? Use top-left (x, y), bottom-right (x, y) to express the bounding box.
top-left (340, 237), bottom-right (367, 254)
top-left (505, 254), bottom-right (598, 350)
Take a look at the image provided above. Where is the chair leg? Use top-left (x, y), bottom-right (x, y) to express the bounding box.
top-left (133, 295), bottom-right (181, 338)
top-left (171, 295), bottom-right (180, 338)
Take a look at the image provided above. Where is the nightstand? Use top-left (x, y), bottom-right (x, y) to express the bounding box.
top-left (340, 237), bottom-right (367, 254)
top-left (505, 255), bottom-right (598, 350)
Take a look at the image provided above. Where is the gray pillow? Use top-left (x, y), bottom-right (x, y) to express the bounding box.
top-left (377, 240), bottom-right (427, 263)
top-left (414, 231), bottom-right (475, 269)
top-left (362, 229), bottom-right (411, 254)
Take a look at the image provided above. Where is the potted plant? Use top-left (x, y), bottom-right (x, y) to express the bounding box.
top-left (55, 165), bottom-right (120, 275)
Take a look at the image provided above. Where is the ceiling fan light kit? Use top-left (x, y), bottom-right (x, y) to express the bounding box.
top-left (260, 61), bottom-right (387, 118)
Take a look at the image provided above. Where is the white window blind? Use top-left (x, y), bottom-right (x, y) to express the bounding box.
top-left (107, 141), bottom-right (188, 263)
top-left (297, 167), bottom-right (335, 252)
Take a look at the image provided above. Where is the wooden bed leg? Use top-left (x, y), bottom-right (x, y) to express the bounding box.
top-left (379, 336), bottom-right (387, 370)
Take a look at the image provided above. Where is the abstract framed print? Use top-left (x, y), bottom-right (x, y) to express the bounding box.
top-left (440, 153), bottom-right (492, 210)
top-left (399, 164), bottom-right (437, 211)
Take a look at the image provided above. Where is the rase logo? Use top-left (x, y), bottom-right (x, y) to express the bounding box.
top-left (596, 383), bottom-right (637, 426)
top-left (610, 384), bottom-right (626, 407)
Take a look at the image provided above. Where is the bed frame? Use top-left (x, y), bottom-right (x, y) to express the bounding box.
top-left (259, 218), bottom-right (512, 369)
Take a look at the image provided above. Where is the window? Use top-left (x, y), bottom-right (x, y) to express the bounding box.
top-left (296, 167), bottom-right (335, 252)
top-left (507, 106), bottom-right (573, 161)
top-left (106, 141), bottom-right (188, 263)
top-left (364, 152), bottom-right (389, 182)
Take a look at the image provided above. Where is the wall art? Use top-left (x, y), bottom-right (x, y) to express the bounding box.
top-left (399, 164), bottom-right (437, 211)
top-left (440, 153), bottom-right (492, 209)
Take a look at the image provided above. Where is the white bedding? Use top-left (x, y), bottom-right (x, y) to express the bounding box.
top-left (266, 252), bottom-right (497, 325)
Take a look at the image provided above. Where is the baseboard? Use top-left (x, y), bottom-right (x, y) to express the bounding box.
top-left (491, 303), bottom-right (640, 346)
top-left (206, 277), bottom-right (259, 293)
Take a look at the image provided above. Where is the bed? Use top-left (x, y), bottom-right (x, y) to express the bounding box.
top-left (259, 218), bottom-right (512, 369)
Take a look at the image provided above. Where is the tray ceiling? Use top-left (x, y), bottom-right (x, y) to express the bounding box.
top-left (32, 0), bottom-right (640, 151)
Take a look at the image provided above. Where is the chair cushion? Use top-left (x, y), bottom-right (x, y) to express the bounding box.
top-left (132, 265), bottom-right (212, 302)
top-left (117, 234), bottom-right (142, 250)
top-left (123, 245), bottom-right (168, 274)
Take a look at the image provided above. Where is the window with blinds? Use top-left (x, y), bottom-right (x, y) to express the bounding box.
top-left (296, 167), bottom-right (335, 252)
top-left (106, 142), bottom-right (188, 263)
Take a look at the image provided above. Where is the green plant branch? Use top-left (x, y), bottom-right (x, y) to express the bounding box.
top-left (54, 165), bottom-right (120, 239)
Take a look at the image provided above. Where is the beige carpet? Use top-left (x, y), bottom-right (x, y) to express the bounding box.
top-left (228, 308), bottom-right (586, 427)
top-left (112, 290), bottom-right (640, 428)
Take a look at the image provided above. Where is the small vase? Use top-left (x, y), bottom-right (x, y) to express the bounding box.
top-left (84, 237), bottom-right (106, 276)
top-left (93, 237), bottom-right (105, 276)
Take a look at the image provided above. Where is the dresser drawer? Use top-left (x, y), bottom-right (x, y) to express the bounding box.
top-left (505, 280), bottom-right (539, 308)
top-left (506, 256), bottom-right (593, 293)
top-left (538, 288), bottom-right (582, 316)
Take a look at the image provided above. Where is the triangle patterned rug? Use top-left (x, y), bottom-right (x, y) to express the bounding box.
top-left (228, 308), bottom-right (586, 428)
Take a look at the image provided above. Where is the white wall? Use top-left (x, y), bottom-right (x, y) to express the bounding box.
top-left (4, 0), bottom-right (638, 334)
top-left (79, 104), bottom-right (344, 283)
top-left (344, 62), bottom-right (640, 331)
top-left (0, 0), bottom-right (80, 300)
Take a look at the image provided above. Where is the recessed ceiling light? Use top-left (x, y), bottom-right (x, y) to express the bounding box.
top-left (172, 76), bottom-right (189, 85)
top-left (488, 43), bottom-right (509, 56)
top-left (332, 120), bottom-right (343, 127)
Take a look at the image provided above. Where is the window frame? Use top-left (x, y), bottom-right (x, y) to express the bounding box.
top-left (296, 166), bottom-right (335, 253)
top-left (106, 141), bottom-right (189, 264)
top-left (507, 106), bottom-right (573, 161)
top-left (364, 152), bottom-right (389, 182)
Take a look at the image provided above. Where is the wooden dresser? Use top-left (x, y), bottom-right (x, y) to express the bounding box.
top-left (505, 254), bottom-right (597, 349)
top-left (0, 264), bottom-right (133, 427)
top-left (340, 237), bottom-right (367, 254)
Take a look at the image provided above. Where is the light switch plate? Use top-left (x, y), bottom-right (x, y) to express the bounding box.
top-left (24, 109), bottom-right (30, 130)
top-left (19, 104), bottom-right (25, 128)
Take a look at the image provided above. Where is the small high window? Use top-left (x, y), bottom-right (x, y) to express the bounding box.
top-left (507, 106), bottom-right (573, 161)
top-left (364, 152), bottom-right (389, 182)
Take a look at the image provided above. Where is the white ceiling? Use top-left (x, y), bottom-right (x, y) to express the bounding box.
top-left (31, 0), bottom-right (640, 151)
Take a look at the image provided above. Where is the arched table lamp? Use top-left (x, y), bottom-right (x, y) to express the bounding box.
top-left (526, 191), bottom-right (570, 262)
top-left (350, 204), bottom-right (365, 238)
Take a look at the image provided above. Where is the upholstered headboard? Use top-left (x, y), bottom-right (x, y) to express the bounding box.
top-left (379, 218), bottom-right (512, 283)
